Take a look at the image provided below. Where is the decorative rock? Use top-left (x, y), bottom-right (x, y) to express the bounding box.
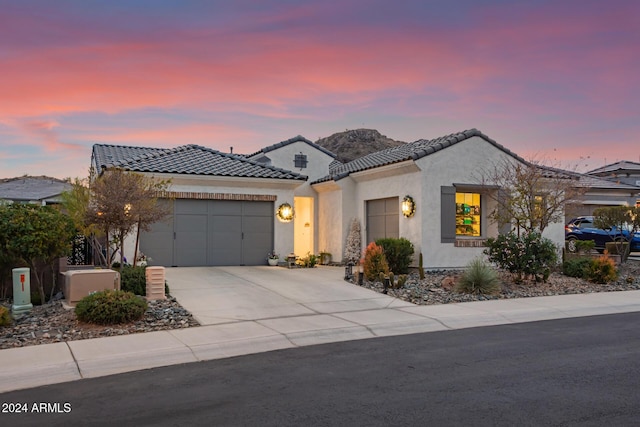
top-left (0, 295), bottom-right (199, 350)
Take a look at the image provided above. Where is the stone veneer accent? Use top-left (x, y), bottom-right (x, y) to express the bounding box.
top-left (454, 238), bottom-right (487, 248)
top-left (157, 191), bottom-right (277, 201)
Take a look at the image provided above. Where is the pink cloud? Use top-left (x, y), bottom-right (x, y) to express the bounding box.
top-left (18, 119), bottom-right (82, 151)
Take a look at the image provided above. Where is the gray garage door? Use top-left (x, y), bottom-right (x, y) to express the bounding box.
top-left (141, 199), bottom-right (273, 267)
top-left (366, 197), bottom-right (399, 244)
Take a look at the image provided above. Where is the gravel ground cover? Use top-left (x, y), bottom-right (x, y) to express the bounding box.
top-left (1, 260), bottom-right (639, 350)
top-left (351, 260), bottom-right (640, 305)
top-left (0, 296), bottom-right (199, 350)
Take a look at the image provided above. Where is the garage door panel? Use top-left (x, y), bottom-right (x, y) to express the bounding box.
top-left (245, 202), bottom-right (273, 216)
top-left (175, 232), bottom-right (207, 266)
top-left (140, 216), bottom-right (173, 267)
top-left (385, 216), bottom-right (399, 238)
top-left (210, 215), bottom-right (242, 232)
top-left (209, 244), bottom-right (241, 265)
top-left (242, 215), bottom-right (272, 233)
top-left (367, 216), bottom-right (385, 243)
top-left (210, 200), bottom-right (242, 215)
top-left (175, 214), bottom-right (207, 232)
top-left (176, 199), bottom-right (208, 214)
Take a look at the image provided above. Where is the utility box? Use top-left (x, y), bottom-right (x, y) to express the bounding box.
top-left (12, 268), bottom-right (33, 318)
top-left (145, 266), bottom-right (166, 301)
top-left (63, 269), bottom-right (121, 306)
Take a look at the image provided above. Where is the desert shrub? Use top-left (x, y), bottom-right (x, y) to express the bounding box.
top-left (363, 242), bottom-right (389, 281)
top-left (587, 255), bottom-right (618, 284)
top-left (485, 231), bottom-right (557, 282)
top-left (30, 291), bottom-right (44, 306)
top-left (120, 265), bottom-right (147, 295)
top-left (455, 258), bottom-right (501, 295)
top-left (75, 289), bottom-right (148, 325)
top-left (120, 266), bottom-right (170, 295)
top-left (375, 238), bottom-right (414, 274)
top-left (574, 240), bottom-right (595, 254)
top-left (296, 252), bottom-right (319, 268)
top-left (563, 258), bottom-right (591, 279)
top-left (388, 272), bottom-right (408, 289)
top-left (0, 305), bottom-right (11, 326)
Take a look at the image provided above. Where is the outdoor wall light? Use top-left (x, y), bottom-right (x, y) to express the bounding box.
top-left (401, 195), bottom-right (415, 218)
top-left (276, 202), bottom-right (294, 222)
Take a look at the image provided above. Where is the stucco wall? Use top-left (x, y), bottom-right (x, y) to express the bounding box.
top-left (316, 185), bottom-right (343, 261)
top-left (415, 136), bottom-right (563, 269)
top-left (352, 167), bottom-right (423, 264)
top-left (258, 141), bottom-right (335, 184)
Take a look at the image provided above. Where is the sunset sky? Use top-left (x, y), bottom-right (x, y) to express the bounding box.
top-left (1, 0), bottom-right (638, 179)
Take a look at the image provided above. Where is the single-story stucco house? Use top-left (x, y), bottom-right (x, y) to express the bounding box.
top-left (0, 176), bottom-right (73, 205)
top-left (583, 161), bottom-right (640, 211)
top-left (91, 129), bottom-right (640, 270)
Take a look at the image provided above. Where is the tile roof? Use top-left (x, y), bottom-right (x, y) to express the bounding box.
top-left (587, 161), bottom-right (640, 175)
top-left (92, 144), bottom-right (307, 181)
top-left (312, 128), bottom-right (524, 183)
top-left (245, 135), bottom-right (338, 159)
top-left (92, 144), bottom-right (167, 171)
top-left (508, 164), bottom-right (640, 191)
top-left (0, 176), bottom-right (73, 202)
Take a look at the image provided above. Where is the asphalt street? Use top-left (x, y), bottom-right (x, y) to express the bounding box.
top-left (2, 312), bottom-right (640, 426)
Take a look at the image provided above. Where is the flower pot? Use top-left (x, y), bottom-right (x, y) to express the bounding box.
top-left (268, 258), bottom-right (279, 266)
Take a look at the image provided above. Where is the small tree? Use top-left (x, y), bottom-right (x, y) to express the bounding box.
top-left (593, 206), bottom-right (640, 262)
top-left (0, 204), bottom-right (75, 303)
top-left (60, 177), bottom-right (108, 266)
top-left (87, 169), bottom-right (170, 271)
top-left (479, 158), bottom-right (585, 235)
top-left (344, 218), bottom-right (362, 264)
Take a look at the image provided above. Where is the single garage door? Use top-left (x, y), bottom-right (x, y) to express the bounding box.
top-left (366, 197), bottom-right (399, 244)
top-left (141, 199), bottom-right (273, 267)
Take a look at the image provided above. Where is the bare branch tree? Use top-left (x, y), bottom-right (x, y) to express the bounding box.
top-left (86, 169), bottom-right (170, 271)
top-left (478, 158), bottom-right (587, 235)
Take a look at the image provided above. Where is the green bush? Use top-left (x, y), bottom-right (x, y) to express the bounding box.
top-left (0, 305), bottom-right (11, 326)
top-left (455, 258), bottom-right (501, 295)
top-left (120, 265), bottom-right (147, 295)
top-left (587, 255), bottom-right (618, 284)
top-left (375, 237), bottom-right (414, 274)
top-left (363, 242), bottom-right (389, 281)
top-left (563, 258), bottom-right (591, 278)
top-left (75, 289), bottom-right (148, 325)
top-left (119, 265), bottom-right (170, 296)
top-left (485, 231), bottom-right (557, 282)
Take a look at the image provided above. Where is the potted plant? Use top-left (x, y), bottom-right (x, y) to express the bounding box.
top-left (319, 251), bottom-right (332, 265)
top-left (267, 251), bottom-right (279, 266)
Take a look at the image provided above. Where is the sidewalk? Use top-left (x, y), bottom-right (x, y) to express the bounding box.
top-left (2, 266), bottom-right (640, 394)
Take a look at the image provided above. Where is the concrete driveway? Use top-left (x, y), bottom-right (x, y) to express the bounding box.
top-left (163, 266), bottom-right (413, 325)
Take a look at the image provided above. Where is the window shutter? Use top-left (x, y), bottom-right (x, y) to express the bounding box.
top-left (441, 186), bottom-right (456, 243)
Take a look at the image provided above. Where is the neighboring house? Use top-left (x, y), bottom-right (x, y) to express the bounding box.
top-left (94, 129), bottom-right (634, 270)
top-left (0, 176), bottom-right (73, 205)
top-left (585, 161), bottom-right (640, 209)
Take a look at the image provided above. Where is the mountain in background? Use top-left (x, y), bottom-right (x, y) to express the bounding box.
top-left (315, 129), bottom-right (406, 164)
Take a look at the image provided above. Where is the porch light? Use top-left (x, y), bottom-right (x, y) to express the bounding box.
top-left (401, 195), bottom-right (415, 218)
top-left (276, 203), bottom-right (294, 222)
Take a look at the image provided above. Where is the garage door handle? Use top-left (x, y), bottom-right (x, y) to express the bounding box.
top-left (242, 232), bottom-right (244, 240)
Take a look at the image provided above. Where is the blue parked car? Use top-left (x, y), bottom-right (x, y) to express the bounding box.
top-left (565, 216), bottom-right (640, 253)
